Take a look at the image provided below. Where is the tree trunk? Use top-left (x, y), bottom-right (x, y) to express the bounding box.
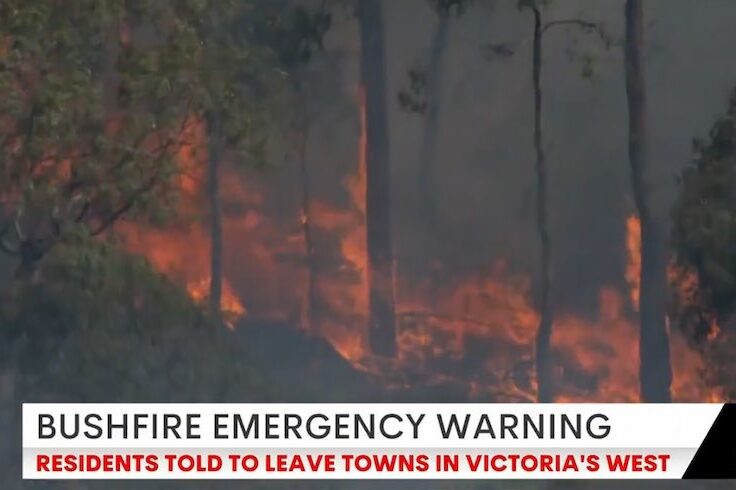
top-left (624, 0), bottom-right (671, 402)
top-left (417, 13), bottom-right (450, 236)
top-left (297, 108), bottom-right (317, 331)
top-left (357, 0), bottom-right (397, 357)
top-left (207, 114), bottom-right (223, 324)
top-left (531, 7), bottom-right (554, 403)
top-left (15, 239), bottom-right (43, 282)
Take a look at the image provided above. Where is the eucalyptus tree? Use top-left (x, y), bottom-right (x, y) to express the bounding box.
top-left (0, 1), bottom-right (196, 276)
top-left (486, 0), bottom-right (608, 401)
top-left (257, 2), bottom-right (333, 331)
top-left (624, 0), bottom-right (671, 402)
top-left (357, 0), bottom-right (397, 357)
top-left (0, 1), bottom-right (272, 294)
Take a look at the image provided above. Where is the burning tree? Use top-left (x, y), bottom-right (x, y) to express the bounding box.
top-left (253, 2), bottom-right (333, 330)
top-left (0, 5), bottom-right (296, 479)
top-left (518, 0), bottom-right (609, 403)
top-left (482, 0), bottom-right (608, 401)
top-left (624, 0), bottom-right (672, 402)
top-left (671, 86), bottom-right (736, 399)
top-left (357, 0), bottom-right (398, 357)
top-left (177, 2), bottom-right (287, 323)
top-left (0, 1), bottom-right (284, 327)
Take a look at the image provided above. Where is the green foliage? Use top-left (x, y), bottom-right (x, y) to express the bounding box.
top-left (243, 0), bottom-right (334, 143)
top-left (250, 2), bottom-right (332, 70)
top-left (0, 0), bottom-right (289, 265)
top-left (0, 240), bottom-right (270, 403)
top-left (672, 87), bottom-right (736, 341)
top-left (0, 0), bottom-right (193, 245)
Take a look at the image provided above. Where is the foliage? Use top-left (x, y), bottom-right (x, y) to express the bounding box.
top-left (0, 1), bottom-right (184, 259)
top-left (479, 1), bottom-right (609, 82)
top-left (249, 1), bottom-right (332, 71)
top-left (672, 87), bottom-right (736, 341)
top-left (398, 0), bottom-right (474, 116)
top-left (0, 240), bottom-right (276, 489)
top-left (245, 0), bottom-right (334, 139)
top-left (0, 239), bottom-right (270, 403)
top-left (0, 0), bottom-right (281, 269)
top-left (398, 67), bottom-right (429, 115)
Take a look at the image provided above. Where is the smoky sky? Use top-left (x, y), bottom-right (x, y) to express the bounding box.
top-left (229, 0), bottom-right (736, 320)
top-left (386, 0), bottom-right (736, 316)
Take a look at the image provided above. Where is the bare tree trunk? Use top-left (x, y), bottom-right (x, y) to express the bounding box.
top-left (357, 0), bottom-right (397, 357)
top-left (624, 0), bottom-right (671, 402)
top-left (530, 6), bottom-right (554, 403)
top-left (297, 102), bottom-right (317, 331)
top-left (207, 114), bottom-right (223, 324)
top-left (417, 13), bottom-right (450, 234)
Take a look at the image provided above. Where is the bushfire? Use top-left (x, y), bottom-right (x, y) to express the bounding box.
top-left (117, 104), bottom-right (725, 403)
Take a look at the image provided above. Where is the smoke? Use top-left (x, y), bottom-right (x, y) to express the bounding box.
top-left (376, 0), bottom-right (736, 315)
top-left (115, 0), bottom-right (736, 401)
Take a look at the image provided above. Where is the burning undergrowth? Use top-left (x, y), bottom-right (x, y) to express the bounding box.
top-left (112, 109), bottom-right (727, 404)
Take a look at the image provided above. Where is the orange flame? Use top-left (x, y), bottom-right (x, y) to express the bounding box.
top-left (625, 214), bottom-right (724, 401)
top-left (303, 85), bottom-right (370, 363)
top-left (625, 214), bottom-right (641, 310)
top-left (117, 117), bottom-right (246, 326)
top-left (107, 104), bottom-right (724, 403)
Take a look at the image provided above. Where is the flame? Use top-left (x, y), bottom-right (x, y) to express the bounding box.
top-left (625, 214), bottom-right (641, 309)
top-left (102, 99), bottom-right (724, 403)
top-left (350, 213), bottom-right (723, 402)
top-left (117, 117), bottom-right (246, 327)
top-left (186, 277), bottom-right (246, 319)
top-left (117, 221), bottom-right (246, 327)
top-left (394, 266), bottom-right (643, 402)
top-left (625, 214), bottom-right (724, 401)
top-left (302, 85), bottom-right (370, 363)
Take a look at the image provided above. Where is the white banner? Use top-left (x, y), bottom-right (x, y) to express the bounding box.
top-left (22, 403), bottom-right (727, 479)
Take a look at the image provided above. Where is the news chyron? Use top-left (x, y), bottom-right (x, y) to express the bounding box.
top-left (22, 404), bottom-right (735, 479)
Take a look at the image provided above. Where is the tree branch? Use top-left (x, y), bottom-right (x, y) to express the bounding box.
top-left (89, 173), bottom-right (160, 237)
top-left (542, 18), bottom-right (609, 46)
top-left (397, 310), bottom-right (500, 332)
top-left (84, 107), bottom-right (195, 236)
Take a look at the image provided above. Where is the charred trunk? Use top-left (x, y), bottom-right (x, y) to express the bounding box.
top-left (624, 0), bottom-right (671, 402)
top-left (207, 113), bottom-right (223, 324)
top-left (357, 0), bottom-right (397, 357)
top-left (531, 7), bottom-right (554, 403)
top-left (298, 114), bottom-right (317, 331)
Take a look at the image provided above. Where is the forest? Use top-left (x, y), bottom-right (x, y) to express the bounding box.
top-left (2, 0), bottom-right (736, 488)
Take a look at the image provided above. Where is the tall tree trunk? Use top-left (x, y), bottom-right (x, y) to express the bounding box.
top-left (417, 13), bottom-right (450, 235)
top-left (624, 0), bottom-right (671, 402)
top-left (530, 7), bottom-right (554, 403)
top-left (297, 97), bottom-right (317, 331)
top-left (357, 0), bottom-right (397, 357)
top-left (207, 114), bottom-right (223, 324)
